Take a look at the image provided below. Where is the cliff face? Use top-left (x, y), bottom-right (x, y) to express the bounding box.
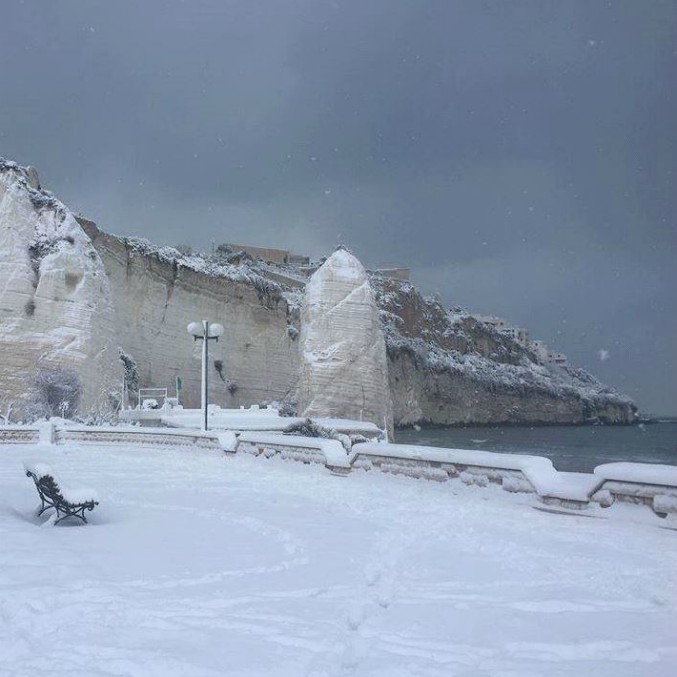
top-left (373, 276), bottom-right (636, 426)
top-left (0, 162), bottom-right (119, 412)
top-left (82, 223), bottom-right (299, 410)
top-left (0, 160), bottom-right (636, 427)
top-left (0, 161), bottom-right (299, 417)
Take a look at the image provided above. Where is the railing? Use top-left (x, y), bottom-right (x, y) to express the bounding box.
top-left (137, 388), bottom-right (170, 409)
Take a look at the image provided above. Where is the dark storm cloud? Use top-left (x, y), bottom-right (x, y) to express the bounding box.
top-left (1, 0), bottom-right (675, 413)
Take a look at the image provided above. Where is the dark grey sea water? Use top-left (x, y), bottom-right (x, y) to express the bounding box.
top-left (394, 422), bottom-right (677, 473)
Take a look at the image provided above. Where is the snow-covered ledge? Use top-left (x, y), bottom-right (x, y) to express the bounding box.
top-left (236, 432), bottom-right (351, 471)
top-left (349, 442), bottom-right (605, 504)
top-left (3, 423), bottom-right (676, 520)
top-left (591, 462), bottom-right (677, 514)
top-left (0, 421), bottom-right (226, 450)
top-left (0, 425), bottom-right (40, 444)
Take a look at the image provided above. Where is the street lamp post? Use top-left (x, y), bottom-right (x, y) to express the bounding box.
top-left (187, 320), bottom-right (224, 431)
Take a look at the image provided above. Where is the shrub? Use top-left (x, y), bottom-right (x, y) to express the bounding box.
top-left (30, 367), bottom-right (83, 419)
top-left (118, 348), bottom-right (139, 392)
top-left (283, 418), bottom-right (351, 452)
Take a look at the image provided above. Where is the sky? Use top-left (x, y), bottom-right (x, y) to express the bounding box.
top-left (1, 1), bottom-right (675, 415)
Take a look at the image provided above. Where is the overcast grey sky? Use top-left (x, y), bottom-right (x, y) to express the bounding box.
top-left (1, 1), bottom-right (675, 414)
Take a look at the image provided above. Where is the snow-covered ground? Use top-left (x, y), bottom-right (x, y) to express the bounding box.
top-left (1, 443), bottom-right (676, 677)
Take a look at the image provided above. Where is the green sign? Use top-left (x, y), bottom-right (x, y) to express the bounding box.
top-left (176, 376), bottom-right (182, 391)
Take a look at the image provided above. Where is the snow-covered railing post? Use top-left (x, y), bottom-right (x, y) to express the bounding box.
top-left (187, 320), bottom-right (224, 432)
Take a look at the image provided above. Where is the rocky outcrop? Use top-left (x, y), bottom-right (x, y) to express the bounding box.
top-left (388, 351), bottom-right (634, 425)
top-left (0, 161), bottom-right (119, 413)
top-left (373, 276), bottom-right (636, 426)
top-left (0, 159), bottom-right (636, 427)
top-left (298, 248), bottom-right (393, 434)
top-left (0, 161), bottom-right (298, 418)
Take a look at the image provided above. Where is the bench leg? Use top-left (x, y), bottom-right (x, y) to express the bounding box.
top-left (37, 498), bottom-right (57, 516)
top-left (54, 508), bottom-right (88, 525)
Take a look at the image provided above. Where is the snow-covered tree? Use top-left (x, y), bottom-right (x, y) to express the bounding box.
top-left (29, 367), bottom-right (83, 419)
top-left (0, 395), bottom-right (16, 424)
top-left (119, 348), bottom-right (139, 407)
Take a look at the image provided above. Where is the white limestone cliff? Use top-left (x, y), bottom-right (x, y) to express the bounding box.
top-left (0, 160), bottom-right (635, 427)
top-left (0, 162), bottom-right (298, 418)
top-left (0, 163), bottom-right (120, 412)
top-left (298, 248), bottom-right (393, 435)
top-left (85, 224), bottom-right (299, 413)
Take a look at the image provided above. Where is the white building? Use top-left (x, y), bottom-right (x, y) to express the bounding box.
top-left (529, 340), bottom-right (550, 363)
top-left (478, 315), bottom-right (508, 330)
top-left (529, 340), bottom-right (568, 367)
top-left (547, 352), bottom-right (568, 367)
top-left (499, 326), bottom-right (529, 347)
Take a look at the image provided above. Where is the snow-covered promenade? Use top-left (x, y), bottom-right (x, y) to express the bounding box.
top-left (1, 443), bottom-right (676, 676)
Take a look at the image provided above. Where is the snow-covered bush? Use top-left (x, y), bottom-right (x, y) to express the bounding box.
top-left (267, 393), bottom-right (297, 417)
top-left (211, 244), bottom-right (252, 265)
top-left (283, 418), bottom-right (351, 452)
top-left (279, 396), bottom-right (297, 417)
top-left (28, 367), bottom-right (83, 420)
top-left (0, 396), bottom-right (16, 425)
top-left (27, 235), bottom-right (60, 279)
top-left (75, 399), bottom-right (120, 426)
top-left (119, 348), bottom-right (139, 406)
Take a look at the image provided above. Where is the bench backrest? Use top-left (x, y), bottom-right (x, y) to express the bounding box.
top-left (27, 470), bottom-right (66, 503)
top-left (36, 474), bottom-right (66, 504)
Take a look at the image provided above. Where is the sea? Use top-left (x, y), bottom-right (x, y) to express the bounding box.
top-left (394, 421), bottom-right (677, 473)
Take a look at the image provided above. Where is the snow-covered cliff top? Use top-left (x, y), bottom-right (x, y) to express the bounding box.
top-left (371, 273), bottom-right (634, 410)
top-left (1, 159), bottom-right (288, 306)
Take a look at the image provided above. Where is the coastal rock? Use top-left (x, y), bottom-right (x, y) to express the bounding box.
top-left (373, 275), bottom-right (636, 426)
top-left (0, 163), bottom-right (119, 413)
top-left (25, 166), bottom-right (40, 189)
top-left (0, 160), bottom-right (635, 426)
top-left (0, 162), bottom-right (298, 418)
top-left (298, 248), bottom-right (393, 434)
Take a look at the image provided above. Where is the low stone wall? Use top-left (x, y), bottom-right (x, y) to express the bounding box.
top-left (236, 432), bottom-right (350, 472)
top-left (240, 437), bottom-right (676, 519)
top-left (238, 439), bottom-right (326, 466)
top-left (0, 423), bottom-right (223, 450)
top-left (3, 424), bottom-right (675, 521)
top-left (0, 427), bottom-right (40, 444)
top-left (350, 452), bottom-right (533, 490)
top-left (58, 428), bottom-right (221, 450)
